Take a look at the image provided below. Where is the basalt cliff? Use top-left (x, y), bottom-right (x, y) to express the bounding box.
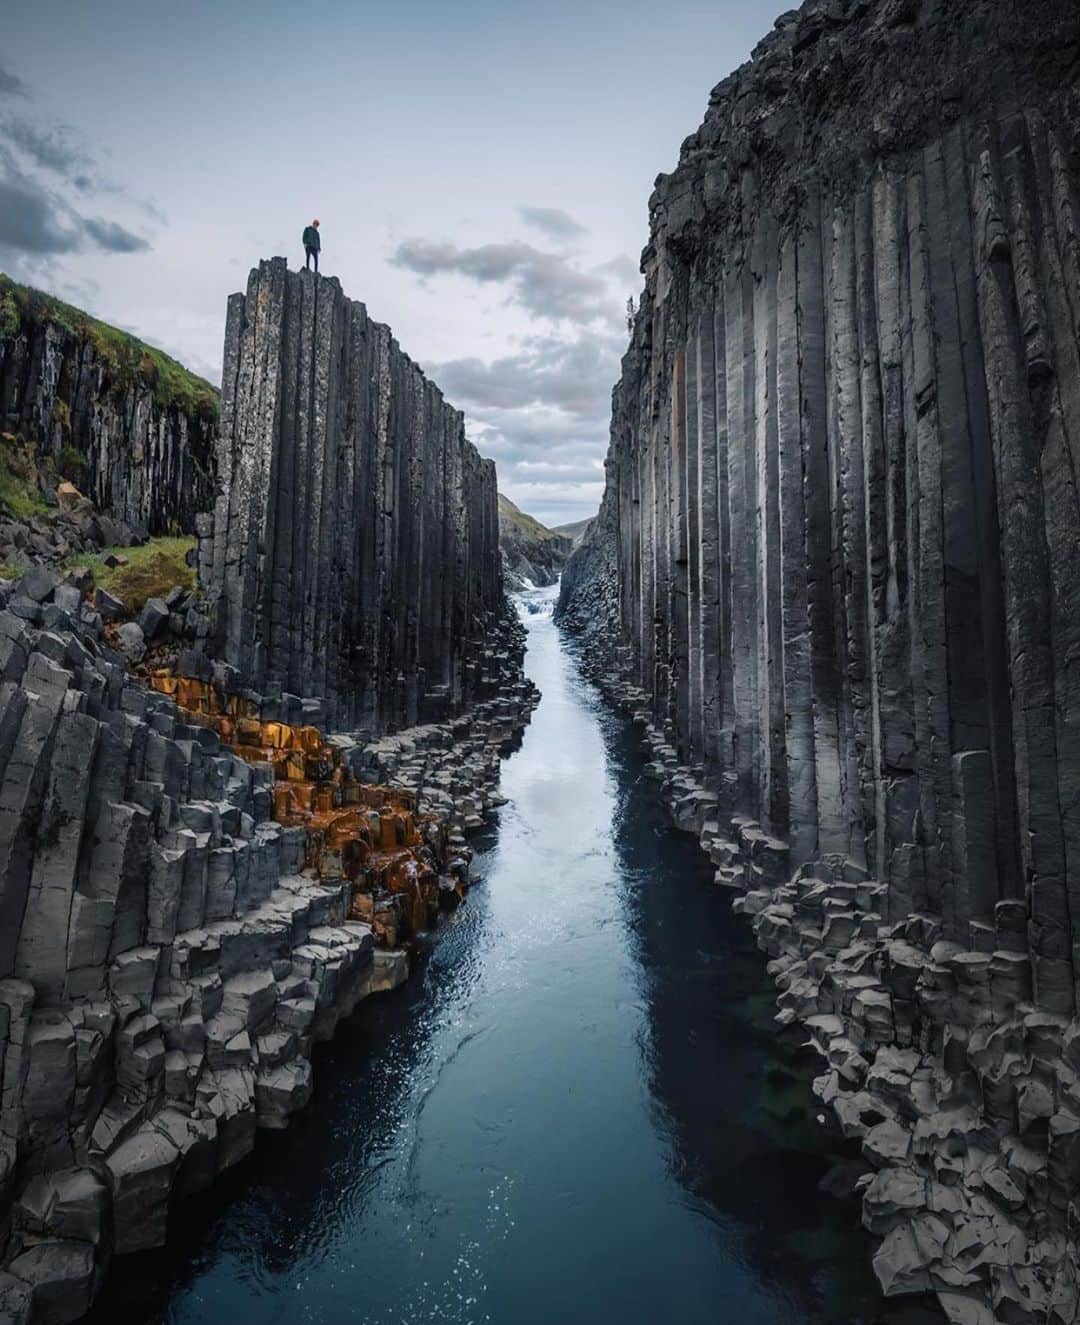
top-left (0, 261), bottom-right (534, 1323)
top-left (198, 260), bottom-right (510, 732)
top-left (560, 0), bottom-right (1080, 1318)
top-left (0, 276), bottom-right (217, 544)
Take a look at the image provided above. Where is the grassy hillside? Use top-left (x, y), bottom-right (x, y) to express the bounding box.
top-left (0, 273), bottom-right (219, 421)
top-left (68, 537), bottom-right (196, 612)
top-left (552, 516), bottom-right (594, 548)
top-left (498, 493), bottom-right (566, 545)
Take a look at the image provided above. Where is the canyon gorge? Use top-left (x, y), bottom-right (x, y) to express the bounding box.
top-left (0, 0), bottom-right (1077, 1321)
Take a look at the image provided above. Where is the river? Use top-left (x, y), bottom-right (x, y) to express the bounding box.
top-left (89, 585), bottom-right (943, 1325)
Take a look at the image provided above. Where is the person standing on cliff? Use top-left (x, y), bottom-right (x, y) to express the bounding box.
top-left (303, 219), bottom-right (321, 272)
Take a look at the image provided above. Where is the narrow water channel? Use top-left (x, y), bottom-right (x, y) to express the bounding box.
top-left (92, 587), bottom-right (943, 1325)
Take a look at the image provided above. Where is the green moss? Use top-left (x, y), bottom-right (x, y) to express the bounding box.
top-left (0, 284), bottom-right (18, 340)
top-left (0, 433), bottom-right (47, 519)
top-left (0, 273), bottom-right (220, 423)
top-left (51, 399), bottom-right (71, 435)
top-left (0, 563), bottom-right (20, 580)
top-left (68, 536), bottom-right (196, 613)
top-left (58, 444), bottom-right (87, 485)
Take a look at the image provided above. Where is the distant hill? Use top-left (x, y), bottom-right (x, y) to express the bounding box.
top-left (498, 494), bottom-right (572, 591)
top-left (552, 516), bottom-right (594, 549)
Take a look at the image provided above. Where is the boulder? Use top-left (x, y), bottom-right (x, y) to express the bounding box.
top-left (94, 588), bottom-right (125, 621)
top-left (7, 1241), bottom-right (95, 1325)
top-left (116, 621), bottom-right (145, 663)
top-left (138, 597), bottom-right (169, 641)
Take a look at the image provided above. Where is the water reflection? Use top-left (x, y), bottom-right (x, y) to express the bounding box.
top-left (86, 588), bottom-right (941, 1324)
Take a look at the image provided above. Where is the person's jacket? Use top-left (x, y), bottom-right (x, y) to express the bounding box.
top-left (303, 225), bottom-right (320, 251)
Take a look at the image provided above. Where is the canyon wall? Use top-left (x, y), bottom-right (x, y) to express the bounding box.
top-left (199, 258), bottom-right (504, 733)
top-left (0, 278), bottom-right (217, 534)
top-left (0, 261), bottom-right (532, 1320)
top-left (572, 0), bottom-right (1080, 995)
top-left (562, 0), bottom-right (1080, 1316)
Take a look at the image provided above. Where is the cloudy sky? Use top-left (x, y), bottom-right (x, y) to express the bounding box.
top-left (2, 0), bottom-right (764, 526)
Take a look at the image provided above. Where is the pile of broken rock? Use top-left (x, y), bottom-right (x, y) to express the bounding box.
top-left (0, 482), bottom-right (148, 573)
top-left (0, 564), bottom-right (537, 1324)
top-left (585, 667), bottom-right (1080, 1325)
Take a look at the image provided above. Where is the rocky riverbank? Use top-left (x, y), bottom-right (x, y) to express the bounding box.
top-left (558, 623), bottom-right (1080, 1323)
top-left (0, 562), bottom-right (537, 1324)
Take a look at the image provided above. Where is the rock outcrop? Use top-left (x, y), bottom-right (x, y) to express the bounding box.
top-left (563, 0), bottom-right (1080, 1317)
top-left (498, 494), bottom-right (571, 591)
top-left (554, 470), bottom-right (617, 649)
top-left (199, 259), bottom-right (505, 733)
top-left (0, 277), bottom-right (217, 535)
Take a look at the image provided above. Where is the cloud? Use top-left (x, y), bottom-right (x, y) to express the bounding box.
top-left (0, 152), bottom-right (150, 258)
top-left (0, 65), bottom-right (29, 100)
top-left (430, 333), bottom-right (619, 420)
top-left (518, 205), bottom-right (588, 241)
top-left (3, 102), bottom-right (162, 225)
top-left (393, 225), bottom-right (633, 525)
top-left (0, 175), bottom-right (81, 254)
top-left (82, 216), bottom-right (151, 253)
top-left (423, 331), bottom-right (620, 526)
top-left (391, 237), bottom-right (618, 329)
top-left (597, 253), bottom-right (639, 284)
top-left (4, 118), bottom-right (88, 176)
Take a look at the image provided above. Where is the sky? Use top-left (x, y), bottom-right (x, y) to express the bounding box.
top-left (1, 0), bottom-right (765, 527)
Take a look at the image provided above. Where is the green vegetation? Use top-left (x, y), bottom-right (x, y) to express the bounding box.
top-left (57, 444), bottom-right (88, 485)
top-left (0, 282), bottom-right (18, 340)
top-left (0, 273), bottom-right (220, 423)
top-left (51, 398), bottom-right (71, 436)
top-left (0, 433), bottom-right (48, 520)
top-left (68, 536), bottom-right (196, 613)
top-left (497, 493), bottom-right (566, 545)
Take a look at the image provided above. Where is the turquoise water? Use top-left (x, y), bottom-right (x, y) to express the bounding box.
top-left (89, 587), bottom-right (942, 1325)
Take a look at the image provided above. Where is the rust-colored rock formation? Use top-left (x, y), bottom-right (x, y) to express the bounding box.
top-left (147, 673), bottom-right (459, 946)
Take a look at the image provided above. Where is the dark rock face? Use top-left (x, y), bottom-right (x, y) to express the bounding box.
top-left (200, 259), bottom-right (504, 732)
top-left (576, 0), bottom-right (1080, 971)
top-left (565, 0), bottom-right (1080, 1315)
top-left (554, 473), bottom-right (617, 648)
top-left (0, 294), bottom-right (217, 535)
top-left (498, 494), bottom-right (572, 592)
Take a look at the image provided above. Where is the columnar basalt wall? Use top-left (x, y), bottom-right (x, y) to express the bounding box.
top-left (200, 259), bottom-right (504, 733)
top-left (0, 285), bottom-right (217, 535)
top-left (590, 0), bottom-right (1080, 1002)
top-left (0, 561), bottom-right (534, 1323)
top-left (561, 0), bottom-right (1080, 1314)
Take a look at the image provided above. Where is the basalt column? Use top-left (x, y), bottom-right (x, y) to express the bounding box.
top-left (579, 0), bottom-right (1080, 1000)
top-left (201, 259), bottom-right (503, 732)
